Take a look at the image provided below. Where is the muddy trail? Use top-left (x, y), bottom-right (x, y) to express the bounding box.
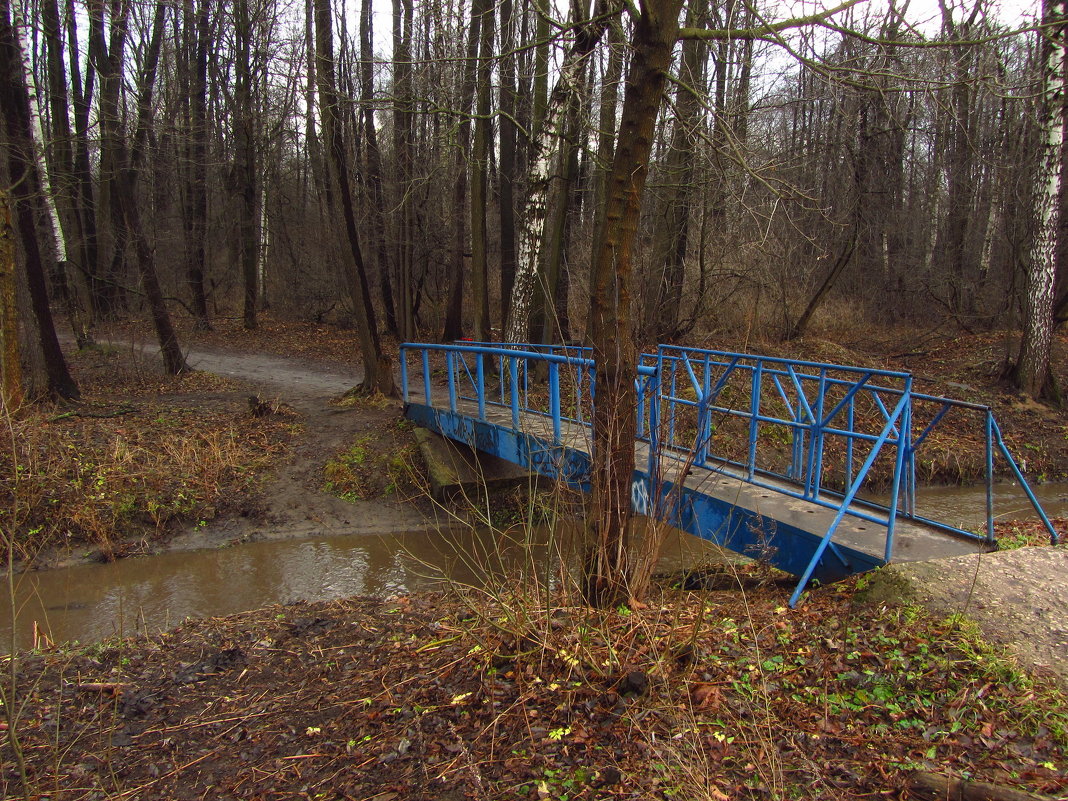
top-left (96, 337), bottom-right (437, 554)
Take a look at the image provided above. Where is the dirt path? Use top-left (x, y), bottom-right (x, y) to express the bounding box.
top-left (98, 337), bottom-right (438, 553)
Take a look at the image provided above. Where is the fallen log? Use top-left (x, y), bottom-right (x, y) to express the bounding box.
top-left (908, 771), bottom-right (1055, 801)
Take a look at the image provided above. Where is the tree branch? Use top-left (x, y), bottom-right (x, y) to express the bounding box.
top-left (678, 0), bottom-right (865, 41)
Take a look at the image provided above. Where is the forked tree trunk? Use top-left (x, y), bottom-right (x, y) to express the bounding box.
top-left (583, 0), bottom-right (682, 608)
top-left (1015, 0), bottom-right (1066, 402)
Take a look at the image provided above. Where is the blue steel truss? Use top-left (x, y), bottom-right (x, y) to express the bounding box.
top-left (400, 341), bottom-right (1058, 606)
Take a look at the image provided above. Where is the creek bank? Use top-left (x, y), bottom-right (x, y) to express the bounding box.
top-left (5, 580), bottom-right (1066, 800)
top-left (859, 539), bottom-right (1068, 692)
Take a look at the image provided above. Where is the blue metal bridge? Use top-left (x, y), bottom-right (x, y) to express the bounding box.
top-left (400, 341), bottom-right (1059, 606)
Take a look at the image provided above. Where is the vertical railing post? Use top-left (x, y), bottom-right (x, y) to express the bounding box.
top-left (747, 361), bottom-right (763, 480)
top-left (884, 376), bottom-right (912, 563)
top-left (845, 395), bottom-right (855, 489)
top-left (477, 352), bottom-right (486, 420)
top-left (400, 347), bottom-right (409, 404)
top-left (985, 410), bottom-right (995, 544)
top-left (509, 356), bottom-right (520, 429)
top-left (446, 351), bottom-right (457, 414)
top-left (698, 353), bottom-right (711, 466)
top-left (791, 396), bottom-right (804, 481)
top-left (811, 369), bottom-right (828, 498)
top-left (549, 361), bottom-right (561, 444)
top-left (647, 367), bottom-right (660, 480)
top-left (421, 350), bottom-right (432, 406)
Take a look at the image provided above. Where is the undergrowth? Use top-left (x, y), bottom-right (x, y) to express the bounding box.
top-left (323, 420), bottom-right (424, 501)
top-left (0, 346), bottom-right (293, 562)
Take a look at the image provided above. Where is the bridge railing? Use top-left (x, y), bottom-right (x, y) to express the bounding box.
top-left (906, 393), bottom-right (1057, 544)
top-left (399, 342), bottom-right (657, 451)
top-left (644, 345), bottom-right (917, 557)
top-left (644, 346), bottom-right (1057, 547)
top-left (401, 342), bottom-right (1058, 553)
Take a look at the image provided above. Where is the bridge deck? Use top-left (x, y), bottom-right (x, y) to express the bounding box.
top-left (406, 388), bottom-right (982, 568)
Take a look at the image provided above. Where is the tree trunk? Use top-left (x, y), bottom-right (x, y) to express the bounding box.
top-left (391, 0), bottom-right (416, 340)
top-left (1015, 0), bottom-right (1066, 402)
top-left (470, 0), bottom-right (494, 341)
top-left (505, 0), bottom-right (620, 343)
top-left (645, 0), bottom-right (706, 343)
top-left (181, 0), bottom-right (211, 330)
top-left (41, 0), bottom-right (92, 347)
top-left (235, 0), bottom-right (259, 331)
top-left (314, 0), bottom-right (395, 395)
top-left (0, 0), bottom-right (78, 400)
top-left (360, 0), bottom-right (397, 337)
top-left (583, 0), bottom-right (682, 608)
top-left (441, 0), bottom-right (488, 342)
top-left (498, 0), bottom-right (518, 329)
top-left (0, 189), bottom-right (21, 408)
top-left (66, 0), bottom-right (102, 320)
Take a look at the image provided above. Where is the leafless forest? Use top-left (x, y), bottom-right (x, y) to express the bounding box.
top-left (1, 0), bottom-right (1066, 400)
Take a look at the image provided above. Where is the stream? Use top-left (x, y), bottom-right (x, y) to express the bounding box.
top-left (3, 483), bottom-right (1066, 653)
top-left (1, 524), bottom-right (727, 652)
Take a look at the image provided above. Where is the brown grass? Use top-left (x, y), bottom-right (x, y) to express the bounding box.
top-left (0, 345), bottom-right (293, 563)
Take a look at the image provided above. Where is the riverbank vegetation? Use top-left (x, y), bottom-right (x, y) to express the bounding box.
top-left (3, 573), bottom-right (1066, 799)
top-left (0, 343), bottom-right (293, 565)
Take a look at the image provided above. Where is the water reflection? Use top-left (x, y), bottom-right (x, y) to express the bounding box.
top-left (1, 524), bottom-right (724, 651)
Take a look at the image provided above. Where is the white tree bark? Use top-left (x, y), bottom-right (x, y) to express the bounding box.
top-left (12, 2), bottom-right (66, 264)
top-left (1017, 0), bottom-right (1066, 399)
top-left (504, 3), bottom-right (620, 344)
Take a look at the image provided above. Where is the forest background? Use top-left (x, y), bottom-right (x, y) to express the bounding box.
top-left (1, 0), bottom-right (1065, 397)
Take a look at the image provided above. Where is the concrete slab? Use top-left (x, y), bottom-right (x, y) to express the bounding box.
top-left (414, 428), bottom-right (534, 502)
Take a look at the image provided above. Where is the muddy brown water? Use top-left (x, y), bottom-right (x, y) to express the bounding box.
top-left (886, 482), bottom-right (1068, 529)
top-left (4, 481), bottom-right (1065, 652)
top-left (1, 525), bottom-right (731, 652)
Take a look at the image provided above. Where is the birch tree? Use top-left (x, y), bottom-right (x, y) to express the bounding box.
top-left (1014, 0), bottom-right (1065, 402)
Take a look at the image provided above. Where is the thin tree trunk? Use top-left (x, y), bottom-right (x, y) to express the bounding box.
top-left (182, 0), bottom-right (211, 329)
top-left (583, 0), bottom-right (682, 608)
top-left (470, 0), bottom-right (494, 342)
top-left (0, 190), bottom-right (21, 408)
top-left (392, 0), bottom-right (415, 340)
top-left (66, 0), bottom-right (102, 319)
top-left (235, 0), bottom-right (259, 330)
top-left (505, 0), bottom-right (621, 343)
top-left (41, 0), bottom-right (92, 346)
top-left (498, 0), bottom-right (518, 329)
top-left (360, 0), bottom-right (397, 337)
top-left (441, 0), bottom-right (488, 341)
top-left (314, 0), bottom-right (395, 394)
